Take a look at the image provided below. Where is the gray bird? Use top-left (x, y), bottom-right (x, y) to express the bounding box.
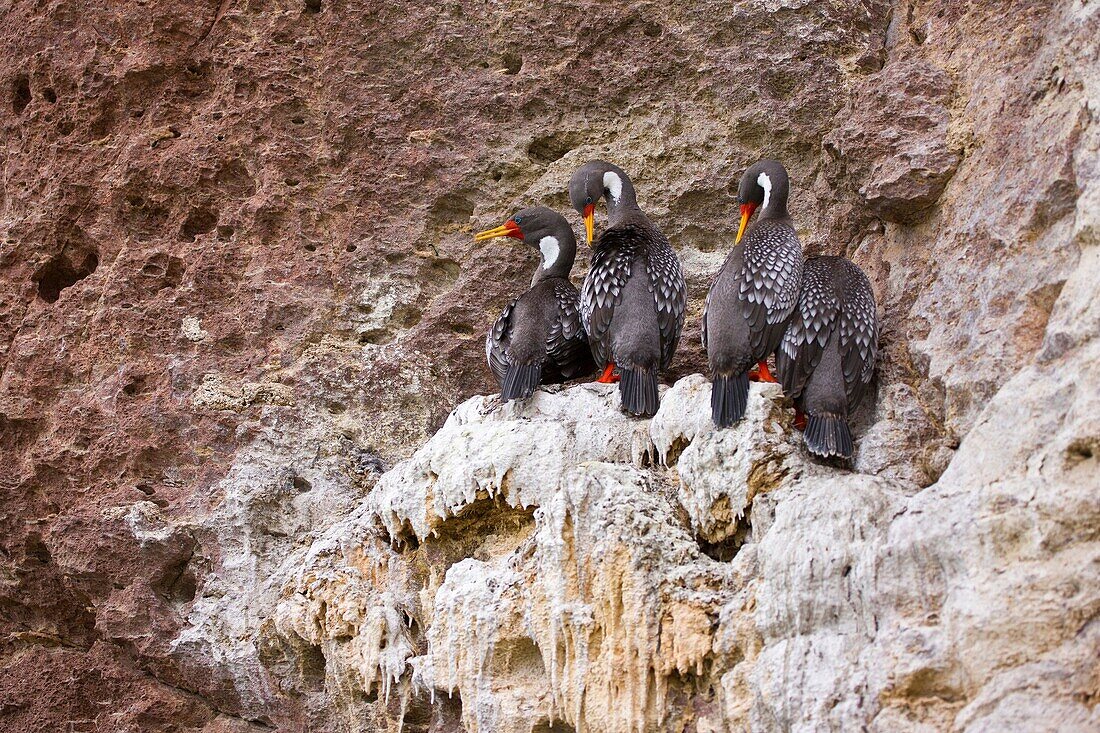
top-left (777, 256), bottom-right (879, 459)
top-left (703, 160), bottom-right (804, 427)
top-left (569, 161), bottom-right (687, 417)
top-left (476, 206), bottom-right (596, 400)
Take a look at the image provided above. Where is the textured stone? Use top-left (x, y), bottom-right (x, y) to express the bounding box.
top-left (823, 58), bottom-right (961, 224)
top-left (1, 0), bottom-right (1098, 730)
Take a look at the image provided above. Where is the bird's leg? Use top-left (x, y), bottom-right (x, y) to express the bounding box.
top-left (754, 360), bottom-right (778, 383)
top-left (793, 409), bottom-right (807, 431)
top-left (596, 362), bottom-right (620, 384)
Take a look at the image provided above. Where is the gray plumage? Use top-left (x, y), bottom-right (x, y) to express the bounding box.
top-left (570, 161), bottom-right (687, 417)
top-left (703, 160), bottom-right (804, 427)
top-left (777, 255), bottom-right (879, 459)
top-left (482, 207), bottom-right (596, 400)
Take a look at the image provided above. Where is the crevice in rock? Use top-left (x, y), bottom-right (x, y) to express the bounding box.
top-left (696, 512), bottom-right (752, 563)
top-left (11, 74), bottom-right (31, 115)
top-left (33, 248), bottom-right (99, 303)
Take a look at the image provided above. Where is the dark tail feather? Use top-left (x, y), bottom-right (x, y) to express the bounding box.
top-left (501, 362), bottom-right (543, 401)
top-left (805, 413), bottom-right (853, 459)
top-left (620, 366), bottom-right (659, 417)
top-left (711, 372), bottom-right (749, 428)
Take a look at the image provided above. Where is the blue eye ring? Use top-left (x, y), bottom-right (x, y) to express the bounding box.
top-left (584, 196), bottom-right (592, 205)
top-left (513, 216), bottom-right (523, 224)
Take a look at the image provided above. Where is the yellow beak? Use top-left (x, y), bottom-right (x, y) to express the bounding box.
top-left (474, 220), bottom-right (522, 242)
top-left (735, 203), bottom-right (757, 245)
top-left (583, 204), bottom-right (595, 245)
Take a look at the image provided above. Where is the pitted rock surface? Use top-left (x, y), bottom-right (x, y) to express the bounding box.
top-left (1, 0), bottom-right (1097, 731)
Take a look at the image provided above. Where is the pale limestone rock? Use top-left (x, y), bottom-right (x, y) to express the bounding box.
top-left (181, 315), bottom-right (209, 342)
top-left (258, 342), bottom-right (1097, 732)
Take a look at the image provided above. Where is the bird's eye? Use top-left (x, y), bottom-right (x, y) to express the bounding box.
top-left (513, 216), bottom-right (523, 224)
top-left (584, 196), bottom-right (592, 205)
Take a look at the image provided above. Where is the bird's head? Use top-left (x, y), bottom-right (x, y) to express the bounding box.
top-left (735, 159), bottom-right (790, 244)
top-left (568, 160), bottom-right (634, 245)
top-left (474, 206), bottom-right (576, 275)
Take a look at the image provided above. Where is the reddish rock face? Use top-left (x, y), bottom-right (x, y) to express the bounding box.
top-left (1, 0), bottom-right (1093, 730)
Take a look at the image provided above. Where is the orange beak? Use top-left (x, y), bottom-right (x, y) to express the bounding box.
top-left (736, 203), bottom-right (758, 245)
top-left (583, 204), bottom-right (595, 245)
top-left (474, 219), bottom-right (523, 242)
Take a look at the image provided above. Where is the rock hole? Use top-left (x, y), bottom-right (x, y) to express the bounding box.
top-left (489, 637), bottom-right (545, 677)
top-left (697, 534), bottom-right (741, 562)
top-left (291, 475), bottom-right (312, 492)
top-left (284, 178), bottom-right (299, 187)
top-left (43, 87), bottom-right (57, 104)
top-left (352, 448), bottom-right (385, 476)
top-left (450, 323), bottom-right (474, 336)
top-left (300, 642), bottom-right (326, 679)
top-left (643, 22), bottom-right (662, 37)
top-left (662, 436), bottom-right (690, 466)
top-left (136, 484), bottom-right (155, 495)
top-left (216, 225), bottom-right (235, 240)
top-left (179, 207), bottom-right (218, 241)
top-left (501, 52), bottom-right (522, 75)
top-left (345, 243), bottom-right (356, 252)
top-left (697, 509), bottom-right (752, 562)
top-left (141, 262), bottom-right (165, 277)
top-left (131, 109), bottom-right (144, 119)
top-left (211, 111), bottom-right (223, 120)
top-left (122, 375), bottom-right (147, 396)
top-left (34, 249), bottom-right (99, 303)
top-left (140, 253), bottom-right (186, 289)
top-left (25, 535), bottom-right (52, 565)
top-left (428, 258), bottom-right (461, 281)
top-left (533, 722), bottom-right (576, 733)
top-left (1065, 438), bottom-right (1097, 466)
top-left (170, 568), bottom-right (198, 603)
top-left (304, 243), bottom-right (317, 252)
top-left (11, 74), bottom-right (31, 115)
top-left (527, 132), bottom-right (581, 165)
top-left (304, 0), bottom-right (322, 12)
top-left (290, 115), bottom-right (305, 125)
top-left (402, 688), bottom-right (463, 732)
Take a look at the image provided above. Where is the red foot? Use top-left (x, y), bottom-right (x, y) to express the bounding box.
top-left (596, 362), bottom-right (620, 384)
top-left (755, 360), bottom-right (778, 384)
top-left (794, 410), bottom-right (808, 432)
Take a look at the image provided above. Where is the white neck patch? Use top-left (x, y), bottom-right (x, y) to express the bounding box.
top-left (538, 236), bottom-right (560, 270)
top-left (757, 171), bottom-right (772, 212)
top-left (603, 170), bottom-right (623, 202)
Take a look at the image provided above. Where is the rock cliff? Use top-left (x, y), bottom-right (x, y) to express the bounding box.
top-left (1, 0), bottom-right (1097, 731)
